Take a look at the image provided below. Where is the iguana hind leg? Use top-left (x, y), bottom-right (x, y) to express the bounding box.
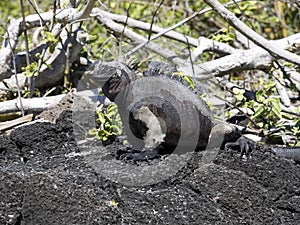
top-left (209, 123), bottom-right (256, 159)
top-left (225, 136), bottom-right (256, 159)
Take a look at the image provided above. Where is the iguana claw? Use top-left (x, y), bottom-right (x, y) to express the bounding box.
top-left (225, 136), bottom-right (256, 159)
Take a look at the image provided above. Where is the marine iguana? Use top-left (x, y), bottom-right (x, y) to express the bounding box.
top-left (271, 146), bottom-right (300, 164)
top-left (101, 62), bottom-right (255, 161)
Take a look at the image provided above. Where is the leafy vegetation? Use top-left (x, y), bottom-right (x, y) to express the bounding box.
top-left (233, 79), bottom-right (281, 128)
top-left (232, 79), bottom-right (300, 146)
top-left (211, 27), bottom-right (236, 45)
top-left (88, 103), bottom-right (123, 143)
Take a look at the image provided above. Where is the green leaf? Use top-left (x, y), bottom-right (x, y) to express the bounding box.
top-left (111, 124), bottom-right (122, 135)
top-left (103, 129), bottom-right (112, 136)
top-left (252, 104), bottom-right (265, 119)
top-left (232, 88), bottom-right (245, 101)
top-left (270, 98), bottom-right (282, 119)
top-left (106, 104), bottom-right (118, 114)
top-left (99, 90), bottom-right (105, 96)
top-left (49, 44), bottom-right (55, 54)
top-left (172, 71), bottom-right (184, 77)
top-left (257, 122), bottom-right (265, 128)
top-left (236, 93), bottom-right (245, 101)
top-left (44, 31), bottom-right (57, 43)
top-left (35, 53), bottom-right (41, 59)
top-left (98, 113), bottom-right (106, 124)
top-left (232, 88), bottom-right (245, 95)
top-left (183, 76), bottom-right (195, 89)
top-left (264, 80), bottom-right (276, 91)
top-left (256, 89), bottom-right (265, 102)
top-left (22, 62), bottom-right (38, 77)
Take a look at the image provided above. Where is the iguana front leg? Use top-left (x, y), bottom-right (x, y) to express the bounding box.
top-left (115, 106), bottom-right (167, 162)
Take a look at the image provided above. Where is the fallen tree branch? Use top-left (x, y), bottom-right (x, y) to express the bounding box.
top-left (0, 88), bottom-right (103, 115)
top-left (92, 8), bottom-right (238, 55)
top-left (183, 47), bottom-right (272, 79)
top-left (0, 95), bottom-right (66, 115)
top-left (122, 0), bottom-right (244, 58)
top-left (95, 13), bottom-right (187, 66)
top-left (188, 33), bottom-right (300, 79)
top-left (203, 0), bottom-right (300, 66)
top-left (0, 28), bottom-right (89, 98)
top-left (95, 8), bottom-right (300, 80)
top-left (0, 0), bottom-right (95, 80)
top-left (0, 114), bottom-right (34, 133)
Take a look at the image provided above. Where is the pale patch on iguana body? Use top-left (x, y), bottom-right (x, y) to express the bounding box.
top-left (133, 105), bottom-right (166, 149)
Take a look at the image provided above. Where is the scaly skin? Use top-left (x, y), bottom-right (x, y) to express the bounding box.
top-left (101, 62), bottom-right (300, 164)
top-left (102, 66), bottom-right (251, 161)
top-left (271, 146), bottom-right (300, 163)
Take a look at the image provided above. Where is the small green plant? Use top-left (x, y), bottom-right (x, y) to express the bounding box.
top-left (43, 30), bottom-right (58, 54)
top-left (211, 27), bottom-right (236, 45)
top-left (233, 79), bottom-right (282, 129)
top-left (232, 79), bottom-right (300, 146)
top-left (88, 103), bottom-right (123, 143)
top-left (21, 89), bottom-right (40, 98)
top-left (290, 122), bottom-right (300, 146)
top-left (22, 62), bottom-right (39, 77)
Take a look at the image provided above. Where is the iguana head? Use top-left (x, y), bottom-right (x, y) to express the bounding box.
top-left (102, 69), bottom-right (130, 102)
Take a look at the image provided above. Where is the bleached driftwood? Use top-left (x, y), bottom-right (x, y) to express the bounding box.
top-left (0, 0), bottom-right (96, 80)
top-left (0, 28), bottom-right (88, 99)
top-left (203, 0), bottom-right (300, 66)
top-left (94, 8), bottom-right (300, 79)
top-left (0, 87), bottom-right (106, 115)
top-left (92, 8), bottom-right (238, 56)
top-left (0, 114), bottom-right (34, 133)
top-left (0, 95), bottom-right (66, 114)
